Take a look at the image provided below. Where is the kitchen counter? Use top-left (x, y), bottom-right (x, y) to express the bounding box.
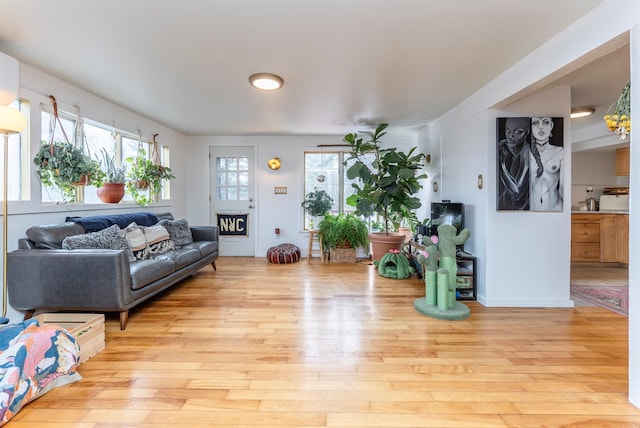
top-left (571, 210), bottom-right (629, 214)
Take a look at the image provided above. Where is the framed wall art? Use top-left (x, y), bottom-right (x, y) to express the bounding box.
top-left (496, 117), bottom-right (564, 212)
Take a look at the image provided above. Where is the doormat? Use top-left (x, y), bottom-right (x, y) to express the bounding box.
top-left (570, 285), bottom-right (628, 316)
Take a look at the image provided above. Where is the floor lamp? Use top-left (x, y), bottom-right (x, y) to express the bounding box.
top-left (0, 105), bottom-right (27, 324)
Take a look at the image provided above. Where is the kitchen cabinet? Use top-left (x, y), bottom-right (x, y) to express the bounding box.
top-left (616, 147), bottom-right (630, 176)
top-left (571, 214), bottom-right (600, 262)
top-left (571, 213), bottom-right (628, 264)
top-left (600, 214), bottom-right (628, 264)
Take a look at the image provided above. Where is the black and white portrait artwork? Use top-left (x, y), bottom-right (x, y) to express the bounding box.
top-left (497, 117), bottom-right (564, 211)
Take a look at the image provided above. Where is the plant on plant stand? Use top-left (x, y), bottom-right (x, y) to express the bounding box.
top-left (96, 148), bottom-right (127, 203)
top-left (34, 141), bottom-right (104, 202)
top-left (125, 147), bottom-right (175, 207)
top-left (318, 213), bottom-right (369, 263)
top-left (343, 123), bottom-right (427, 261)
top-left (301, 188), bottom-right (333, 229)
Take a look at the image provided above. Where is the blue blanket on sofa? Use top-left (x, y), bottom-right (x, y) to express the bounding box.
top-left (66, 212), bottom-right (159, 232)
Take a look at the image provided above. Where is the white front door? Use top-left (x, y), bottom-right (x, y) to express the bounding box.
top-left (209, 146), bottom-right (255, 256)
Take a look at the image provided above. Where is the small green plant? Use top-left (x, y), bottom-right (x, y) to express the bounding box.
top-left (125, 147), bottom-right (175, 206)
top-left (98, 148), bottom-right (127, 183)
top-left (33, 141), bottom-right (104, 202)
top-left (318, 213), bottom-right (369, 250)
top-left (301, 188), bottom-right (333, 217)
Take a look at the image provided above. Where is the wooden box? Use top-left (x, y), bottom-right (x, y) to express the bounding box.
top-left (35, 313), bottom-right (105, 364)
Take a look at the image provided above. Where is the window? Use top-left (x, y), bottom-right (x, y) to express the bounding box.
top-left (303, 151), bottom-right (367, 229)
top-left (0, 99), bottom-right (30, 202)
top-left (216, 156), bottom-right (249, 201)
top-left (161, 145), bottom-right (171, 200)
top-left (38, 107), bottom-right (173, 205)
top-left (82, 120), bottom-right (117, 204)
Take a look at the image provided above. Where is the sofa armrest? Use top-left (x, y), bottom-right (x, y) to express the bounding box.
top-left (190, 226), bottom-right (219, 242)
top-left (7, 249), bottom-right (132, 311)
top-left (18, 238), bottom-right (36, 249)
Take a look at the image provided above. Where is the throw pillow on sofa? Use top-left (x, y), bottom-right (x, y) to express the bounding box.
top-left (123, 222), bottom-right (150, 260)
top-left (142, 224), bottom-right (175, 254)
top-left (61, 224), bottom-right (130, 255)
top-left (158, 218), bottom-right (193, 247)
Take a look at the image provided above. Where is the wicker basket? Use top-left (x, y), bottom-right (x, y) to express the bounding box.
top-left (330, 247), bottom-right (356, 263)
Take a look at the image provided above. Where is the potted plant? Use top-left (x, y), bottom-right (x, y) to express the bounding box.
top-left (33, 141), bottom-right (104, 202)
top-left (301, 188), bottom-right (333, 229)
top-left (318, 213), bottom-right (369, 263)
top-left (96, 148), bottom-right (127, 203)
top-left (125, 147), bottom-right (175, 207)
top-left (343, 123), bottom-right (427, 260)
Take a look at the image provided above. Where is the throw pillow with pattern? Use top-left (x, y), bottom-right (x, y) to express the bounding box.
top-left (143, 224), bottom-right (175, 254)
top-left (123, 222), bottom-right (150, 260)
top-left (62, 224), bottom-right (130, 255)
top-left (158, 218), bottom-right (193, 247)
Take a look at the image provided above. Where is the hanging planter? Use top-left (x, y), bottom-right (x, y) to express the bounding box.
top-left (125, 134), bottom-right (175, 207)
top-left (604, 80), bottom-right (631, 140)
top-left (134, 179), bottom-right (149, 190)
top-left (33, 96), bottom-right (104, 202)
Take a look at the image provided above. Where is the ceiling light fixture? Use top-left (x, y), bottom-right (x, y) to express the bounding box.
top-left (570, 107), bottom-right (596, 118)
top-left (249, 73), bottom-right (284, 91)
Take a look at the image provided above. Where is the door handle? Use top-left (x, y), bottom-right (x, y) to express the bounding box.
top-left (249, 204), bottom-right (254, 209)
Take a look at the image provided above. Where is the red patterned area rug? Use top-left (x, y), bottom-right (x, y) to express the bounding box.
top-left (571, 284), bottom-right (629, 316)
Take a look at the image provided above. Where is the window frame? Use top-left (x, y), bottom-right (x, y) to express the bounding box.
top-left (38, 105), bottom-right (173, 206)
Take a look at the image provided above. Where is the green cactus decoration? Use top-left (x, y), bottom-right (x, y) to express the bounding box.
top-left (415, 224), bottom-right (471, 320)
top-left (377, 249), bottom-right (414, 279)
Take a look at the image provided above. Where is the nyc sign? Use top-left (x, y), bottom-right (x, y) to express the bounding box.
top-left (217, 213), bottom-right (248, 236)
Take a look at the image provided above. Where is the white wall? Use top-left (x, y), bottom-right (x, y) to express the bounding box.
top-left (571, 150), bottom-right (627, 207)
top-left (489, 85), bottom-right (572, 307)
top-left (186, 132), bottom-right (418, 257)
top-left (428, 111), bottom-right (489, 298)
top-left (430, 0), bottom-right (638, 407)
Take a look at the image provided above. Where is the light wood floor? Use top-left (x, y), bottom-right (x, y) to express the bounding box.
top-left (10, 257), bottom-right (638, 427)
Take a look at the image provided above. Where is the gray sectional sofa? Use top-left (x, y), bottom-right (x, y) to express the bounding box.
top-left (7, 212), bottom-right (218, 330)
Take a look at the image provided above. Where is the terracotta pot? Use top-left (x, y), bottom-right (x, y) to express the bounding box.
top-left (397, 227), bottom-right (413, 244)
top-left (96, 182), bottom-right (125, 203)
top-left (72, 175), bottom-right (89, 186)
top-left (368, 232), bottom-right (406, 261)
top-left (135, 179), bottom-right (149, 190)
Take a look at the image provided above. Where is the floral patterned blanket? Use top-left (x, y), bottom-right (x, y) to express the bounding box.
top-left (0, 318), bottom-right (82, 425)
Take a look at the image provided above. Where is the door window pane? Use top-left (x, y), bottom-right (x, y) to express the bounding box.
top-left (215, 156), bottom-right (249, 201)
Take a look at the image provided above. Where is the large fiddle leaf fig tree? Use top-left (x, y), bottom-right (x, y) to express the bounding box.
top-left (344, 123), bottom-right (427, 234)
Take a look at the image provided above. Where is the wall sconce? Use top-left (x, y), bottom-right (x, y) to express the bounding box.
top-left (267, 157), bottom-right (281, 170)
top-left (425, 154), bottom-right (431, 163)
top-left (433, 181), bottom-right (438, 192)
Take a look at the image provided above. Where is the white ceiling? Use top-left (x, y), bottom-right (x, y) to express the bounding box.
top-left (0, 0), bottom-right (620, 136)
